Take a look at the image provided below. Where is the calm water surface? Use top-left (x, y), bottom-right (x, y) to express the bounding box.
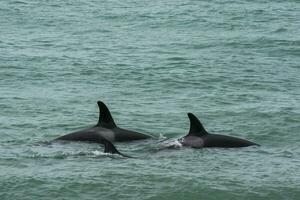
top-left (0, 0), bottom-right (300, 199)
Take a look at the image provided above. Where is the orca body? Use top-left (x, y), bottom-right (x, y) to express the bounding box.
top-left (177, 113), bottom-right (259, 148)
top-left (55, 101), bottom-right (152, 143)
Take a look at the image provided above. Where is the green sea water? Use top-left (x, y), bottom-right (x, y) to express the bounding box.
top-left (1, 0), bottom-right (300, 199)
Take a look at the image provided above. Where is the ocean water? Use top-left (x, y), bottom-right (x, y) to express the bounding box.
top-left (1, 0), bottom-right (300, 199)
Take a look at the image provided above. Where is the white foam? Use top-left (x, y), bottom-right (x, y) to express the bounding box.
top-left (92, 150), bottom-right (106, 156)
top-left (163, 140), bottom-right (183, 148)
top-left (158, 133), bottom-right (167, 140)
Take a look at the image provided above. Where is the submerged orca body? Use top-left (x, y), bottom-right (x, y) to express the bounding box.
top-left (55, 135), bottom-right (131, 157)
top-left (177, 113), bottom-right (259, 148)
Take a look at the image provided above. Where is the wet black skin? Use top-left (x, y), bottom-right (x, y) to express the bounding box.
top-left (178, 113), bottom-right (259, 148)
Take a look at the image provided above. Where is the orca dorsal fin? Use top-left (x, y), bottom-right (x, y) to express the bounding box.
top-left (187, 113), bottom-right (208, 137)
top-left (102, 138), bottom-right (132, 158)
top-left (103, 138), bottom-right (121, 154)
top-left (97, 101), bottom-right (117, 128)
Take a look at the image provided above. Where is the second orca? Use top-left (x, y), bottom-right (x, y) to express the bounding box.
top-left (173, 113), bottom-right (259, 148)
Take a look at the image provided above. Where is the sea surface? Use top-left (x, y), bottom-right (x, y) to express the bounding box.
top-left (1, 0), bottom-right (300, 199)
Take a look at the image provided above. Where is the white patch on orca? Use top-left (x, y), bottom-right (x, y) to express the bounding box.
top-left (90, 127), bottom-right (115, 142)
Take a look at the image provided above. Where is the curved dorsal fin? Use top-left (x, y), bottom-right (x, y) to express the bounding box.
top-left (102, 138), bottom-right (132, 158)
top-left (97, 101), bottom-right (117, 128)
top-left (102, 138), bottom-right (121, 154)
top-left (187, 113), bottom-right (208, 137)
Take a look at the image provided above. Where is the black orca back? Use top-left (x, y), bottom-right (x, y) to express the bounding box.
top-left (202, 134), bottom-right (258, 148)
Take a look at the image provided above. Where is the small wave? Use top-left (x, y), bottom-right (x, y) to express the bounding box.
top-left (9, 1), bottom-right (28, 5)
top-left (273, 27), bottom-right (287, 33)
top-left (167, 57), bottom-right (189, 61)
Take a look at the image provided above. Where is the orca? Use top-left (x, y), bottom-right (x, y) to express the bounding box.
top-left (55, 101), bottom-right (152, 144)
top-left (175, 113), bottom-right (259, 148)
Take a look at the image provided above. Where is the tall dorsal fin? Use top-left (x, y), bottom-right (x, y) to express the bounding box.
top-left (97, 101), bottom-right (117, 128)
top-left (187, 113), bottom-right (208, 136)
